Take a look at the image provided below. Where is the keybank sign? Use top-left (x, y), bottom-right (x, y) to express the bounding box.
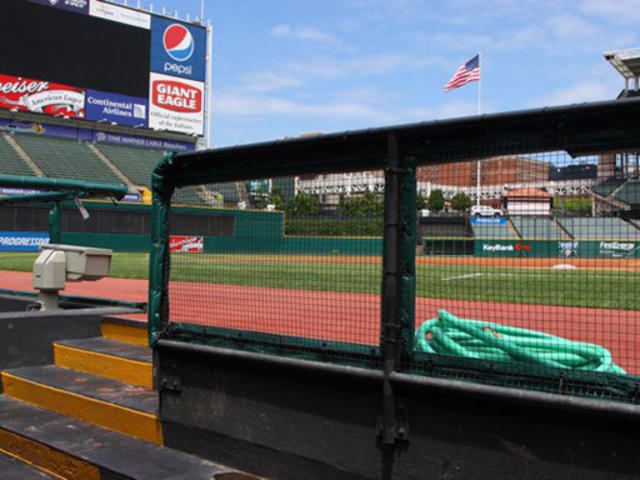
top-left (482, 243), bottom-right (514, 252)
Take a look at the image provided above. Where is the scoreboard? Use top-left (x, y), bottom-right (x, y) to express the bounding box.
top-left (0, 0), bottom-right (209, 137)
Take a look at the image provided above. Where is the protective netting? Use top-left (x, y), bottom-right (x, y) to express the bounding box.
top-left (410, 146), bottom-right (640, 399)
top-left (168, 172), bottom-right (384, 364)
top-left (153, 105), bottom-right (640, 402)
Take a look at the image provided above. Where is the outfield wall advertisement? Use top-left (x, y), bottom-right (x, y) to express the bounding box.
top-left (5, 0), bottom-right (207, 137)
top-left (474, 240), bottom-right (640, 258)
top-left (0, 232), bottom-right (49, 251)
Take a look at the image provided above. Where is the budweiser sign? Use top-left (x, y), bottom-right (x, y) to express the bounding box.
top-left (152, 79), bottom-right (202, 113)
top-left (169, 236), bottom-right (204, 253)
top-left (0, 73), bottom-right (85, 118)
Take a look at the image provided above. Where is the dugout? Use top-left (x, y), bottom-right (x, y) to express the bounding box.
top-left (147, 99), bottom-right (640, 480)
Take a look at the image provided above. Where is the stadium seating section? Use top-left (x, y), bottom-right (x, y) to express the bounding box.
top-left (0, 134), bottom-right (34, 176)
top-left (471, 222), bottom-right (518, 239)
top-left (511, 216), bottom-right (566, 239)
top-left (593, 178), bottom-right (626, 197)
top-left (0, 135), bottom-right (246, 207)
top-left (13, 134), bottom-right (122, 185)
top-left (613, 181), bottom-right (640, 205)
top-left (557, 217), bottom-right (640, 240)
top-left (94, 143), bottom-right (163, 186)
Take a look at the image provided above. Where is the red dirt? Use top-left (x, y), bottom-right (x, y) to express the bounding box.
top-left (2, 270), bottom-right (639, 374)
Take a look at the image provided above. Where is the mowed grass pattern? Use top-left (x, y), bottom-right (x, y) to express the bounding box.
top-left (0, 252), bottom-right (638, 310)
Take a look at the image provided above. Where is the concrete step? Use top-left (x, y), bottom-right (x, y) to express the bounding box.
top-left (0, 395), bottom-right (250, 480)
top-left (1, 365), bottom-right (161, 444)
top-left (100, 319), bottom-right (147, 346)
top-left (0, 449), bottom-right (63, 479)
top-left (54, 337), bottom-right (152, 388)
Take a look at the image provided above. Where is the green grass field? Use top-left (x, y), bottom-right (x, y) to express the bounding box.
top-left (0, 252), bottom-right (637, 310)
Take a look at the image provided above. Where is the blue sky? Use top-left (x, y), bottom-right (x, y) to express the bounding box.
top-left (134, 0), bottom-right (636, 147)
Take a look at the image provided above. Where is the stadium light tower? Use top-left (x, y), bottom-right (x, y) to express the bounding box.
top-left (604, 48), bottom-right (640, 95)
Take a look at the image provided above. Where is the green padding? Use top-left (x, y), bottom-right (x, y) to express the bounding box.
top-left (62, 233), bottom-right (150, 252)
top-left (414, 310), bottom-right (626, 374)
top-left (281, 237), bottom-right (381, 256)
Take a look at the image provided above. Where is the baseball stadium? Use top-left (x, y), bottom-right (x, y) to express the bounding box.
top-left (1, 1), bottom-right (640, 480)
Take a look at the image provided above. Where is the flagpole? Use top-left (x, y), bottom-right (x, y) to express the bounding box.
top-left (476, 52), bottom-right (482, 207)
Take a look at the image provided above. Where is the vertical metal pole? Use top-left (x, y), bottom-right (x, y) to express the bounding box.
top-left (49, 202), bottom-right (61, 244)
top-left (380, 133), bottom-right (400, 480)
top-left (399, 156), bottom-right (416, 352)
top-left (477, 52), bottom-right (482, 207)
top-left (205, 23), bottom-right (214, 149)
top-left (379, 134), bottom-right (415, 479)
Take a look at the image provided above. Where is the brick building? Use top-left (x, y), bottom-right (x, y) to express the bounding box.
top-left (417, 156), bottom-right (550, 186)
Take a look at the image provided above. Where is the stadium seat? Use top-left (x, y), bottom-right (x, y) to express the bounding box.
top-left (471, 222), bottom-right (519, 239)
top-left (592, 178), bottom-right (626, 197)
top-left (0, 134), bottom-right (36, 176)
top-left (614, 181), bottom-right (640, 205)
top-left (13, 134), bottom-right (121, 185)
top-left (557, 217), bottom-right (640, 239)
top-left (94, 143), bottom-right (163, 187)
top-left (511, 216), bottom-right (566, 239)
top-left (96, 143), bottom-right (239, 207)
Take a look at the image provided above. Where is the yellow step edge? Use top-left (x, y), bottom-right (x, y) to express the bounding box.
top-left (100, 322), bottom-right (148, 347)
top-left (54, 344), bottom-right (153, 389)
top-left (1, 372), bottom-right (162, 446)
top-left (0, 446), bottom-right (68, 480)
top-left (0, 428), bottom-right (99, 480)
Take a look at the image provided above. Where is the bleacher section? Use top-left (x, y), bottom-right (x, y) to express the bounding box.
top-left (558, 217), bottom-right (640, 240)
top-left (593, 178), bottom-right (626, 197)
top-left (95, 143), bottom-right (163, 186)
top-left (0, 134), bottom-right (34, 176)
top-left (419, 217), bottom-right (470, 238)
top-left (13, 134), bottom-right (122, 185)
top-left (614, 181), bottom-right (640, 205)
top-left (471, 222), bottom-right (518, 239)
top-left (173, 186), bottom-right (206, 205)
top-left (96, 143), bottom-right (239, 206)
top-left (511, 216), bottom-right (566, 239)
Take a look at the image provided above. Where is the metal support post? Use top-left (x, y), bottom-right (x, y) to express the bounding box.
top-left (49, 202), bottom-right (62, 244)
top-left (379, 133), bottom-right (415, 478)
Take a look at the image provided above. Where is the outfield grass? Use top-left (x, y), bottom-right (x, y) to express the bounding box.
top-left (0, 252), bottom-right (150, 280)
top-left (0, 252), bottom-right (637, 310)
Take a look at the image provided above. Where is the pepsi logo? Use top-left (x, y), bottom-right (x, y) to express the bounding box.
top-left (163, 24), bottom-right (194, 62)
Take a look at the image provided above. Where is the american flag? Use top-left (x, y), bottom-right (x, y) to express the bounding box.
top-left (443, 55), bottom-right (480, 92)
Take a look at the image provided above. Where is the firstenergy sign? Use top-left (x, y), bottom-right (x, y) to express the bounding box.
top-left (148, 73), bottom-right (204, 135)
top-left (599, 241), bottom-right (636, 257)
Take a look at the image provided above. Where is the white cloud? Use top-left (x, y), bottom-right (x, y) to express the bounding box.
top-left (580, 0), bottom-right (640, 23)
top-left (215, 90), bottom-right (480, 128)
top-left (527, 78), bottom-right (620, 107)
top-left (215, 92), bottom-right (389, 122)
top-left (239, 71), bottom-right (302, 92)
top-left (269, 24), bottom-right (344, 47)
top-left (234, 53), bottom-right (446, 94)
top-left (283, 53), bottom-right (446, 79)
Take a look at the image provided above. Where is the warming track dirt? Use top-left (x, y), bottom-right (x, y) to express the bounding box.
top-left (1, 269), bottom-right (638, 374)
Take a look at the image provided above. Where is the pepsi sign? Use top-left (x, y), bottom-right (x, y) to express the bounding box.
top-left (150, 17), bottom-right (206, 82)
